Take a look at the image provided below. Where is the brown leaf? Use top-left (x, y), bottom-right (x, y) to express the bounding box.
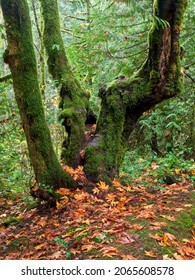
top-left (144, 250), bottom-right (156, 258)
top-left (160, 215), bottom-right (176, 222)
top-left (81, 244), bottom-right (97, 252)
top-left (149, 233), bottom-right (162, 241)
top-left (117, 233), bottom-right (136, 244)
top-left (122, 254), bottom-right (137, 260)
top-left (56, 188), bottom-right (72, 195)
top-left (100, 246), bottom-right (119, 257)
top-left (163, 232), bottom-right (177, 246)
top-left (150, 221), bottom-right (167, 227)
top-left (50, 251), bottom-right (63, 259)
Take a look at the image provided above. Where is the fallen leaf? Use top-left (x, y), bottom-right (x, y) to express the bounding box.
top-left (163, 254), bottom-right (172, 260)
top-left (163, 232), bottom-right (177, 246)
top-left (150, 221), bottom-right (167, 227)
top-left (122, 254), bottom-right (137, 260)
top-left (35, 243), bottom-right (45, 250)
top-left (160, 215), bottom-right (176, 222)
top-left (117, 233), bottom-right (135, 244)
top-left (144, 250), bottom-right (156, 258)
top-left (149, 233), bottom-right (162, 241)
top-left (81, 244), bottom-right (97, 252)
top-left (97, 181), bottom-right (109, 192)
top-left (100, 246), bottom-right (119, 257)
top-left (56, 188), bottom-right (72, 195)
top-left (51, 251), bottom-right (62, 259)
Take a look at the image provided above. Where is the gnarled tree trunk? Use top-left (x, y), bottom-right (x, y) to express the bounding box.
top-left (1, 0), bottom-right (188, 196)
top-left (39, 0), bottom-right (90, 167)
top-left (84, 0), bottom-right (188, 183)
top-left (1, 0), bottom-right (77, 194)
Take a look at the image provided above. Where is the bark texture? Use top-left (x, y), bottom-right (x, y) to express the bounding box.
top-left (39, 0), bottom-right (89, 167)
top-left (84, 0), bottom-right (188, 183)
top-left (1, 0), bottom-right (77, 194)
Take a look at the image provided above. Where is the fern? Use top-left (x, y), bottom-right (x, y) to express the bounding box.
top-left (152, 15), bottom-right (170, 30)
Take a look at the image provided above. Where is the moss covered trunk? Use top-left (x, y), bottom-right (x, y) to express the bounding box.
top-left (39, 0), bottom-right (89, 167)
top-left (84, 0), bottom-right (188, 182)
top-left (1, 0), bottom-right (77, 194)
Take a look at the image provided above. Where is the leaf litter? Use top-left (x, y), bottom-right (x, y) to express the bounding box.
top-left (0, 165), bottom-right (195, 260)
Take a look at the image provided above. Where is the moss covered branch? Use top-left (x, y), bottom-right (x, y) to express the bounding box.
top-left (39, 0), bottom-right (90, 167)
top-left (84, 0), bottom-right (188, 182)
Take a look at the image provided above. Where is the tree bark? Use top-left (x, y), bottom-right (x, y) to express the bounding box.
top-left (0, 0), bottom-right (77, 195)
top-left (84, 0), bottom-right (188, 183)
top-left (39, 0), bottom-right (90, 167)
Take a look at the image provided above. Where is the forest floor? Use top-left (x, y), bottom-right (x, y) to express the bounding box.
top-left (0, 164), bottom-right (195, 260)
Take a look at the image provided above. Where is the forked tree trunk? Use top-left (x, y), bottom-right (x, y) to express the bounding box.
top-left (1, 0), bottom-right (188, 195)
top-left (39, 0), bottom-right (90, 167)
top-left (1, 0), bottom-right (77, 194)
top-left (83, 0), bottom-right (188, 183)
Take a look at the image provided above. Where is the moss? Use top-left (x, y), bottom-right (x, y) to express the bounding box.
top-left (1, 0), bottom-right (77, 195)
top-left (84, 144), bottom-right (104, 181)
top-left (174, 0), bottom-right (188, 25)
top-left (40, 0), bottom-right (89, 167)
top-left (2, 216), bottom-right (20, 227)
top-left (150, 70), bottom-right (161, 83)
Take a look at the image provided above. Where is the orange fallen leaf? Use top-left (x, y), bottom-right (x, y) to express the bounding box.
top-left (122, 254), bottom-right (137, 260)
top-left (100, 246), bottom-right (119, 257)
top-left (60, 196), bottom-right (69, 205)
top-left (163, 232), bottom-right (177, 246)
top-left (144, 250), bottom-right (156, 258)
top-left (82, 219), bottom-right (90, 225)
top-left (150, 221), bottom-right (167, 227)
top-left (35, 243), bottom-right (45, 250)
top-left (92, 187), bottom-right (100, 194)
top-left (132, 224), bottom-right (144, 230)
top-left (51, 251), bottom-right (62, 259)
top-left (149, 233), bottom-right (162, 241)
top-left (81, 244), bottom-right (97, 252)
top-left (97, 181), bottom-right (109, 192)
top-left (173, 253), bottom-right (184, 260)
top-left (56, 201), bottom-right (63, 210)
top-left (56, 188), bottom-right (72, 195)
top-left (117, 233), bottom-right (135, 244)
top-left (31, 184), bottom-right (39, 192)
top-left (160, 215), bottom-right (176, 222)
top-left (112, 178), bottom-right (122, 188)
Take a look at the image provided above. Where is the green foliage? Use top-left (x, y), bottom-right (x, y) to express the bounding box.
top-left (54, 237), bottom-right (69, 249)
top-left (121, 150), bottom-right (195, 184)
top-left (2, 216), bottom-right (20, 227)
top-left (0, 83), bottom-right (32, 196)
top-left (0, 0), bottom-right (194, 197)
top-left (54, 237), bottom-right (72, 259)
top-left (60, 0), bottom-right (151, 113)
top-left (152, 15), bottom-right (170, 29)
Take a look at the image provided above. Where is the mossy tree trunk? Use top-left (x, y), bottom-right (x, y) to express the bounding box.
top-left (1, 0), bottom-right (77, 195)
top-left (39, 0), bottom-right (90, 167)
top-left (84, 0), bottom-right (188, 182)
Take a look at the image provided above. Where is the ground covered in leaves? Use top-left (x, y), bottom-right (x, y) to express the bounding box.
top-left (0, 164), bottom-right (195, 260)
